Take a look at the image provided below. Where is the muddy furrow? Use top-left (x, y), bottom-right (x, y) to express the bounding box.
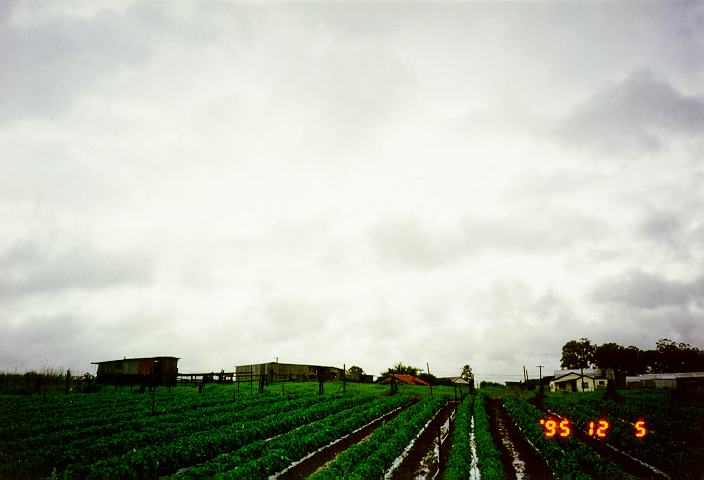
top-left (488, 399), bottom-right (553, 480)
top-left (275, 401), bottom-right (413, 479)
top-left (387, 401), bottom-right (457, 480)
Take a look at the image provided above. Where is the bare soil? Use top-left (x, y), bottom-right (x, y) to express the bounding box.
top-left (488, 399), bottom-right (553, 480)
top-left (388, 400), bottom-right (457, 480)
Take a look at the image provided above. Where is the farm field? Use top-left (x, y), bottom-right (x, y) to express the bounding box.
top-left (542, 390), bottom-right (704, 479)
top-left (0, 381), bottom-right (459, 479)
top-left (1, 382), bottom-right (701, 479)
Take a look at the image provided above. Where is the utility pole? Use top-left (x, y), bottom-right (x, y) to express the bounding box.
top-left (536, 365), bottom-right (544, 398)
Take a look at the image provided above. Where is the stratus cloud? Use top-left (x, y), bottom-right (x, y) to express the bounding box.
top-left (368, 210), bottom-right (609, 271)
top-left (0, 240), bottom-right (153, 299)
top-left (593, 269), bottom-right (704, 310)
top-left (555, 69), bottom-right (704, 155)
top-left (0, 2), bottom-right (218, 124)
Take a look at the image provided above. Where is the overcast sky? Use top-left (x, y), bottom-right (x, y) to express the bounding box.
top-left (1, 1), bottom-right (703, 382)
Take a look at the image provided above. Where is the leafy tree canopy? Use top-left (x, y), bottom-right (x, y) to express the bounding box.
top-left (560, 338), bottom-right (596, 371)
top-left (346, 365), bottom-right (365, 377)
top-left (562, 338), bottom-right (704, 375)
top-left (380, 362), bottom-right (421, 378)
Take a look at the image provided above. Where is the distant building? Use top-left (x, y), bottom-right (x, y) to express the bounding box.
top-left (92, 356), bottom-right (179, 386)
top-left (347, 373), bottom-right (374, 383)
top-left (379, 373), bottom-right (430, 386)
top-left (448, 376), bottom-right (470, 385)
top-left (550, 369), bottom-right (612, 393)
top-left (625, 372), bottom-right (704, 389)
top-left (234, 362), bottom-right (344, 383)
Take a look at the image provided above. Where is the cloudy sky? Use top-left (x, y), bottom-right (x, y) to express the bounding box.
top-left (2, 1), bottom-right (703, 382)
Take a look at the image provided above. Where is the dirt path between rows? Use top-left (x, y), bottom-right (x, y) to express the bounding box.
top-left (488, 399), bottom-right (553, 480)
top-left (387, 400), bottom-right (457, 480)
top-left (276, 399), bottom-right (415, 479)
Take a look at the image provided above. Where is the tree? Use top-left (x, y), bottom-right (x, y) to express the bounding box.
top-left (653, 339), bottom-right (704, 373)
top-left (561, 338), bottom-right (596, 390)
top-left (561, 338), bottom-right (596, 371)
top-left (461, 364), bottom-right (475, 393)
top-left (594, 343), bottom-right (622, 368)
top-left (379, 362), bottom-right (421, 378)
top-left (346, 366), bottom-right (365, 377)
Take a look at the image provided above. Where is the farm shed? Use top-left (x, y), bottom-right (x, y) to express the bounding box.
top-left (234, 362), bottom-right (344, 383)
top-left (626, 372), bottom-right (704, 389)
top-left (448, 376), bottom-right (472, 387)
top-left (92, 356), bottom-right (179, 386)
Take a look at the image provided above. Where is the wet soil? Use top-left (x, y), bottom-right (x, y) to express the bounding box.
top-left (488, 399), bottom-right (553, 480)
top-left (388, 401), bottom-right (457, 480)
top-left (276, 400), bottom-right (415, 479)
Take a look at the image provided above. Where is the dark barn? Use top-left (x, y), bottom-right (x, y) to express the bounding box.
top-left (93, 356), bottom-right (179, 386)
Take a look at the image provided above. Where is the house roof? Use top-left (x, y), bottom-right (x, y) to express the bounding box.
top-left (92, 356), bottom-right (179, 364)
top-left (448, 376), bottom-right (471, 384)
top-left (626, 372), bottom-right (704, 382)
top-left (381, 373), bottom-right (430, 386)
top-left (551, 371), bottom-right (595, 383)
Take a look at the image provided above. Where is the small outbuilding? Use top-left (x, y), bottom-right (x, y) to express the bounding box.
top-left (92, 356), bottom-right (179, 386)
top-left (626, 372), bottom-right (704, 390)
top-left (234, 362), bottom-right (344, 383)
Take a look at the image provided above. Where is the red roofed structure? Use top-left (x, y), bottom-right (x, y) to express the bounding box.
top-left (380, 373), bottom-right (430, 386)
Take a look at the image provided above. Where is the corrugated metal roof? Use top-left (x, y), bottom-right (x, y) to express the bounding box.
top-left (626, 372), bottom-right (704, 382)
top-left (92, 356), bottom-right (180, 364)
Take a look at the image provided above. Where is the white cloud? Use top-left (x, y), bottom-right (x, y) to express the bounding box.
top-left (1, 1), bottom-right (703, 380)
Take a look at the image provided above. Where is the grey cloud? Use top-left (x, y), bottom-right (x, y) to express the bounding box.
top-left (369, 212), bottom-right (608, 270)
top-left (639, 210), bottom-right (683, 244)
top-left (636, 209), bottom-right (704, 262)
top-left (369, 219), bottom-right (455, 270)
top-left (0, 312), bottom-right (86, 368)
top-left (0, 240), bottom-right (153, 299)
top-left (0, 2), bottom-right (217, 123)
top-left (593, 269), bottom-right (704, 310)
top-left (636, 210), bottom-right (689, 259)
top-left (555, 69), bottom-right (704, 155)
top-left (242, 294), bottom-right (337, 344)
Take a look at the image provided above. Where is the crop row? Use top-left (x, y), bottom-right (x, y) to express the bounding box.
top-left (549, 392), bottom-right (704, 445)
top-left (0, 394), bottom-right (340, 479)
top-left (2, 394), bottom-right (288, 456)
top-left (473, 393), bottom-right (504, 480)
top-left (308, 394), bottom-right (449, 480)
top-left (503, 397), bottom-right (633, 479)
top-left (443, 395), bottom-right (474, 480)
top-left (173, 394), bottom-right (412, 479)
top-left (544, 395), bottom-right (703, 478)
top-left (0, 389), bottom-right (241, 440)
top-left (58, 394), bottom-right (377, 479)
